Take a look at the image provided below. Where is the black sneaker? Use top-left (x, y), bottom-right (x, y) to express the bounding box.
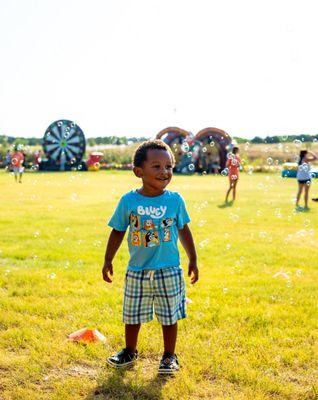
top-left (107, 348), bottom-right (138, 368)
top-left (312, 198), bottom-right (318, 202)
top-left (158, 353), bottom-right (180, 374)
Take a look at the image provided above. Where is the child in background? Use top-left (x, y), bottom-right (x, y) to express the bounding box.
top-left (11, 147), bottom-right (25, 183)
top-left (296, 150), bottom-right (317, 210)
top-left (225, 146), bottom-right (241, 204)
top-left (102, 139), bottom-right (198, 374)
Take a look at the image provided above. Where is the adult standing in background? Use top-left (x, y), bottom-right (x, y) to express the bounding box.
top-left (296, 150), bottom-right (317, 210)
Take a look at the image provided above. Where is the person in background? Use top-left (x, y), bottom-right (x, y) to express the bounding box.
top-left (5, 150), bottom-right (11, 171)
top-left (11, 146), bottom-right (25, 183)
top-left (296, 150), bottom-right (317, 210)
top-left (225, 146), bottom-right (241, 204)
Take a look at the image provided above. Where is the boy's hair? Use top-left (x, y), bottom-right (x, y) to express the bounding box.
top-left (232, 146), bottom-right (239, 154)
top-left (133, 139), bottom-right (175, 167)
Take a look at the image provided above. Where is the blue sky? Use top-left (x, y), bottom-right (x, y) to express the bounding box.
top-left (1, 0), bottom-right (318, 139)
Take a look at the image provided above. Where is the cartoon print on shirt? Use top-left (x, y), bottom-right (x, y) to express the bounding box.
top-left (130, 213), bottom-right (141, 231)
top-left (142, 231), bottom-right (160, 247)
top-left (131, 231), bottom-right (141, 246)
top-left (144, 219), bottom-right (155, 230)
top-left (163, 228), bottom-right (171, 242)
top-left (161, 218), bottom-right (174, 229)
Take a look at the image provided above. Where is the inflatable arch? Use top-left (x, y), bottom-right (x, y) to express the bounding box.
top-left (156, 127), bottom-right (231, 173)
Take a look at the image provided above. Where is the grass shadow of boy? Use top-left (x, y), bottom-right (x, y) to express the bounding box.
top-left (87, 367), bottom-right (170, 400)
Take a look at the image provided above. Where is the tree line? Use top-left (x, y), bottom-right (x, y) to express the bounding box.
top-left (1, 133), bottom-right (318, 148)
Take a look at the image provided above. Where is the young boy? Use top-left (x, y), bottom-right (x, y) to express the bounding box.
top-left (102, 139), bottom-right (198, 374)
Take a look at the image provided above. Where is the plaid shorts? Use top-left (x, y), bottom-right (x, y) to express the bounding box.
top-left (123, 266), bottom-right (186, 326)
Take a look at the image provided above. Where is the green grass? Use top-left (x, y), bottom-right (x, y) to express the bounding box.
top-left (0, 170), bottom-right (317, 400)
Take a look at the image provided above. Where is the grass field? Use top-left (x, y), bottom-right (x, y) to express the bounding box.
top-left (0, 170), bottom-right (317, 400)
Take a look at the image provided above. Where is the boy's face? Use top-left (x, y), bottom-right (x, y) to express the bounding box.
top-left (134, 149), bottom-right (173, 190)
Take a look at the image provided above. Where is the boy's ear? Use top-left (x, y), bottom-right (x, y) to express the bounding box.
top-left (133, 166), bottom-right (143, 178)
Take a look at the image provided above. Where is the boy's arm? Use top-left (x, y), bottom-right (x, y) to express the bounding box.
top-left (178, 224), bottom-right (199, 284)
top-left (102, 228), bottom-right (126, 283)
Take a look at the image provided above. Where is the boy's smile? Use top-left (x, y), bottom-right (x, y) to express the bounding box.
top-left (134, 149), bottom-right (173, 196)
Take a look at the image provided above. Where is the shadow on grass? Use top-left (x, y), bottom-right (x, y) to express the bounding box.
top-left (218, 201), bottom-right (233, 208)
top-left (87, 366), bottom-right (170, 400)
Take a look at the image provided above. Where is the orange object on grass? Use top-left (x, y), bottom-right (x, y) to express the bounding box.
top-left (68, 328), bottom-right (106, 343)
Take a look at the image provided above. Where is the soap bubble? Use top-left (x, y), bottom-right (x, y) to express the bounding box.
top-left (282, 135), bottom-right (288, 141)
top-left (222, 287), bottom-right (228, 294)
top-left (47, 273), bottom-right (56, 280)
top-left (181, 142), bottom-right (189, 153)
top-left (221, 168), bottom-right (229, 176)
top-left (293, 139), bottom-right (301, 147)
top-left (267, 157), bottom-right (273, 165)
top-left (33, 231), bottom-right (40, 238)
top-left (199, 238), bottom-right (209, 248)
top-left (202, 147), bottom-right (207, 153)
top-left (210, 141), bottom-right (215, 147)
top-left (57, 121), bottom-right (63, 127)
top-left (94, 162), bottom-right (100, 169)
top-left (188, 163), bottom-right (195, 171)
top-left (247, 166), bottom-right (254, 175)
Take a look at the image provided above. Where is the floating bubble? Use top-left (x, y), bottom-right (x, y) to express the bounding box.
top-left (273, 270), bottom-right (290, 279)
top-left (231, 174), bottom-right (238, 180)
top-left (229, 213), bottom-right (239, 222)
top-left (197, 219), bottom-right (207, 227)
top-left (202, 171), bottom-right (207, 175)
top-left (221, 168), bottom-right (229, 176)
top-left (33, 231), bottom-right (40, 238)
top-left (47, 273), bottom-right (56, 279)
top-left (267, 157), bottom-right (273, 165)
top-left (247, 166), bottom-right (254, 175)
top-left (282, 135), bottom-right (288, 141)
top-left (188, 163), bottom-right (195, 171)
top-left (225, 243), bottom-right (231, 250)
top-left (259, 231), bottom-right (267, 238)
top-left (181, 142), bottom-right (189, 153)
top-left (244, 142), bottom-right (250, 151)
top-left (199, 238), bottom-right (210, 249)
top-left (94, 162), bottom-right (100, 169)
top-left (293, 139), bottom-right (301, 147)
top-left (77, 164), bottom-right (82, 170)
top-left (222, 287), bottom-right (228, 294)
top-left (202, 147), bottom-right (207, 153)
top-left (295, 269), bottom-right (302, 277)
top-left (210, 141), bottom-right (215, 147)
top-left (71, 193), bottom-right (78, 201)
top-left (187, 152), bottom-right (192, 158)
top-left (57, 121), bottom-right (63, 127)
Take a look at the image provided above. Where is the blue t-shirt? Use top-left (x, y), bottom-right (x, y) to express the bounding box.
top-left (108, 190), bottom-right (190, 271)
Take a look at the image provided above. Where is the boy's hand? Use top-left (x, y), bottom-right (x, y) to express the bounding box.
top-left (188, 262), bottom-right (199, 284)
top-left (102, 260), bottom-right (113, 283)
